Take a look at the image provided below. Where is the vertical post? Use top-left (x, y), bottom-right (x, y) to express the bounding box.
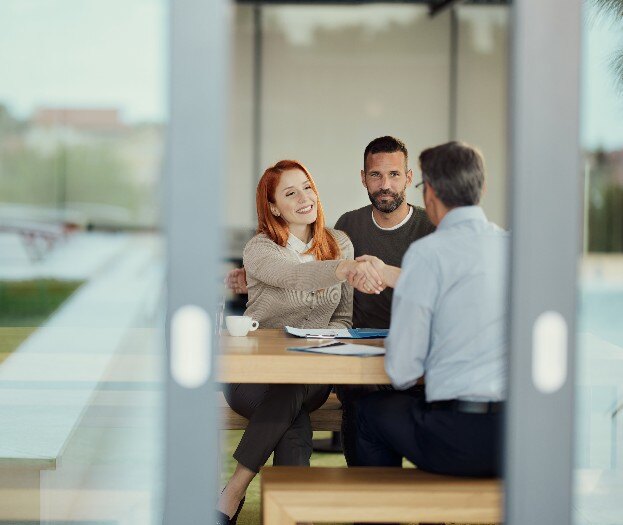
top-left (252, 3), bottom-right (263, 203)
top-left (583, 160), bottom-right (590, 254)
top-left (165, 0), bottom-right (229, 522)
top-left (449, 7), bottom-right (459, 140)
top-left (506, 1), bottom-right (582, 524)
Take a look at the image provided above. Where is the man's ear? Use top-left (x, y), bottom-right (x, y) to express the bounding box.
top-left (406, 168), bottom-right (413, 186)
top-left (360, 170), bottom-right (367, 188)
top-left (425, 181), bottom-right (441, 205)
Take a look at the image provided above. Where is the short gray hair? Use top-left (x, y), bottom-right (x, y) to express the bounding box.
top-left (418, 141), bottom-right (485, 208)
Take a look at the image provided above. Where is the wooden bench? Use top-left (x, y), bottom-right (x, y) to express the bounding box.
top-left (218, 392), bottom-right (342, 432)
top-left (261, 466), bottom-right (502, 524)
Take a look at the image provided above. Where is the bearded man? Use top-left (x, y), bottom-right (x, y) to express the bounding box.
top-left (332, 135), bottom-right (435, 466)
top-left (335, 135), bottom-right (434, 329)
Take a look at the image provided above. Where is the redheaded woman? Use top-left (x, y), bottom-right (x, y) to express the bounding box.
top-left (216, 160), bottom-right (383, 524)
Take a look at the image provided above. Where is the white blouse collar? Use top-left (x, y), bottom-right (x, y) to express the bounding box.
top-left (286, 233), bottom-right (314, 254)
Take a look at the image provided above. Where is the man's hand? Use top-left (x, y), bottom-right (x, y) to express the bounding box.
top-left (347, 256), bottom-right (385, 294)
top-left (225, 267), bottom-right (248, 294)
top-left (336, 259), bottom-right (385, 294)
top-left (355, 255), bottom-right (385, 275)
top-left (353, 255), bottom-right (401, 290)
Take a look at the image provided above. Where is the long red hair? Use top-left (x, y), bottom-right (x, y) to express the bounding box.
top-left (256, 160), bottom-right (340, 261)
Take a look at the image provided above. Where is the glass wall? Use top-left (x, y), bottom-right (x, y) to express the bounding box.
top-left (0, 2), bottom-right (517, 523)
top-left (0, 1), bottom-right (166, 523)
top-left (575, 1), bottom-right (623, 523)
top-left (222, 3), bottom-right (510, 523)
top-left (226, 2), bottom-right (509, 236)
top-left (259, 4), bottom-right (451, 226)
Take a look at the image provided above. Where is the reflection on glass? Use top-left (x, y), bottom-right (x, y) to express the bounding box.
top-left (0, 1), bottom-right (165, 523)
top-left (576, 1), bottom-right (623, 523)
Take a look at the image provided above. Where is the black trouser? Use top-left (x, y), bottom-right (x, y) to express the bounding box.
top-left (355, 390), bottom-right (502, 477)
top-left (224, 383), bottom-right (331, 473)
top-left (335, 384), bottom-right (423, 466)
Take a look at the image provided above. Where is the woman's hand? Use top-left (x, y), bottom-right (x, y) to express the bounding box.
top-left (336, 259), bottom-right (385, 294)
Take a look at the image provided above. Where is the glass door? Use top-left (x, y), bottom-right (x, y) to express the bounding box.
top-left (573, 0), bottom-right (623, 523)
top-left (505, 0), bottom-right (581, 523)
top-left (507, 1), bottom-right (623, 523)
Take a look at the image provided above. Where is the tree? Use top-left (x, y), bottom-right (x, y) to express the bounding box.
top-left (593, 0), bottom-right (623, 92)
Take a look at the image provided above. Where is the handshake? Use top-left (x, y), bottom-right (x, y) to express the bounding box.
top-left (335, 255), bottom-right (392, 295)
top-left (225, 255), bottom-right (399, 296)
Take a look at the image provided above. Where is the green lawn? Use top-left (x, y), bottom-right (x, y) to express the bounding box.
top-left (0, 279), bottom-right (83, 362)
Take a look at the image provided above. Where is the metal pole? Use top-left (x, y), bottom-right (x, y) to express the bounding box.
top-left (252, 2), bottom-right (263, 218)
top-left (449, 7), bottom-right (459, 140)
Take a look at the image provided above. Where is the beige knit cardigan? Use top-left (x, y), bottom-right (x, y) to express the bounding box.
top-left (243, 229), bottom-right (354, 329)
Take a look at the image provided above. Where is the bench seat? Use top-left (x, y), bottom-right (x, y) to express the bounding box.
top-left (261, 466), bottom-right (502, 524)
top-left (218, 391), bottom-right (342, 432)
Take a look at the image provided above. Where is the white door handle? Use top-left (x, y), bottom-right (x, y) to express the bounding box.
top-left (532, 310), bottom-right (568, 393)
top-left (171, 305), bottom-right (211, 388)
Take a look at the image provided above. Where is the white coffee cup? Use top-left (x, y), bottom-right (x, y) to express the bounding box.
top-left (226, 315), bottom-right (259, 337)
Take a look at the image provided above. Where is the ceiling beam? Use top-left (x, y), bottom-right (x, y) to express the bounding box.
top-left (428, 0), bottom-right (467, 17)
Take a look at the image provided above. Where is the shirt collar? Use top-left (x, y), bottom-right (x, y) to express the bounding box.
top-left (286, 233), bottom-right (314, 254)
top-left (371, 205), bottom-right (413, 231)
top-left (437, 206), bottom-right (487, 231)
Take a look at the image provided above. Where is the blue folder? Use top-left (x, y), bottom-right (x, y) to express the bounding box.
top-left (284, 326), bottom-right (388, 339)
top-left (346, 328), bottom-right (389, 339)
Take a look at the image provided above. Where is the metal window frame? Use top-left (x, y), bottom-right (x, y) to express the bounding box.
top-left (505, 1), bottom-right (582, 524)
top-left (165, 0), bottom-right (230, 523)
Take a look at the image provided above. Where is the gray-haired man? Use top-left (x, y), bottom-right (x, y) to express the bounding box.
top-left (354, 141), bottom-right (508, 476)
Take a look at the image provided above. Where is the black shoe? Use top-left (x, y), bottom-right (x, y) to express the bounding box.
top-left (215, 496), bottom-right (245, 525)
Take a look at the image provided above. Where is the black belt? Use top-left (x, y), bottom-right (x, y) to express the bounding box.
top-left (427, 399), bottom-right (504, 414)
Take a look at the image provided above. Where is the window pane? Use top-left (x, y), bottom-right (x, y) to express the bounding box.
top-left (575, 1), bottom-right (623, 523)
top-left (0, 2), bottom-right (166, 523)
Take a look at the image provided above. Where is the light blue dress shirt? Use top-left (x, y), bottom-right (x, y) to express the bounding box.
top-left (385, 206), bottom-right (509, 402)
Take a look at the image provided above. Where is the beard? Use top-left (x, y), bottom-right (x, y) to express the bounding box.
top-left (368, 188), bottom-right (406, 213)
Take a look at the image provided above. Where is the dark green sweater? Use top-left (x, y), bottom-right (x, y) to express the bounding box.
top-left (334, 204), bottom-right (435, 329)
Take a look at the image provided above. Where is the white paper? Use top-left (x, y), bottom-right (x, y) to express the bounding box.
top-left (289, 342), bottom-right (385, 356)
top-left (285, 326), bottom-right (351, 339)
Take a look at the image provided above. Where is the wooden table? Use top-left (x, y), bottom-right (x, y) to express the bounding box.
top-left (218, 329), bottom-right (389, 384)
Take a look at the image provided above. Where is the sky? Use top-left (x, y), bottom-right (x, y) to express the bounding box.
top-left (0, 0), bottom-right (167, 123)
top-left (582, 2), bottom-right (623, 150)
top-left (0, 1), bottom-right (622, 150)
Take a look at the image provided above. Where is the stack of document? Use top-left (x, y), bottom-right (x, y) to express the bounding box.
top-left (285, 326), bottom-right (388, 339)
top-left (288, 341), bottom-right (385, 356)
